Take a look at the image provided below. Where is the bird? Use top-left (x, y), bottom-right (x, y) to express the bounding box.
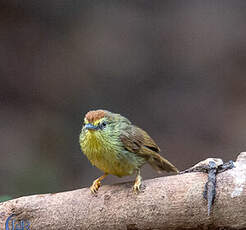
top-left (79, 109), bottom-right (178, 194)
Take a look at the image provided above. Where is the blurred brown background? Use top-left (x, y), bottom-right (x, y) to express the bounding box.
top-left (1, 1), bottom-right (246, 199)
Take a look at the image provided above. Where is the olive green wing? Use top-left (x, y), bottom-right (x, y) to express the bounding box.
top-left (120, 125), bottom-right (178, 173)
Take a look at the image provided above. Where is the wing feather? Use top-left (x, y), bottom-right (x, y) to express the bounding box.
top-left (120, 125), bottom-right (178, 173)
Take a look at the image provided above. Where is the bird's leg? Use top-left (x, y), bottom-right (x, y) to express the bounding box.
top-left (133, 169), bottom-right (142, 193)
top-left (90, 173), bottom-right (108, 194)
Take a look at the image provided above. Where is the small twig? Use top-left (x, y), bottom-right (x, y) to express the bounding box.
top-left (181, 159), bottom-right (235, 216)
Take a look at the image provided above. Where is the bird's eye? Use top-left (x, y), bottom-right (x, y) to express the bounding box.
top-left (100, 121), bottom-right (107, 129)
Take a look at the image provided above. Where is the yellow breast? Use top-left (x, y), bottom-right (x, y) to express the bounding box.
top-left (79, 130), bottom-right (136, 177)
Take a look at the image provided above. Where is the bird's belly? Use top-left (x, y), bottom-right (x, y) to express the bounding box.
top-left (80, 131), bottom-right (145, 177)
top-left (88, 149), bottom-right (137, 177)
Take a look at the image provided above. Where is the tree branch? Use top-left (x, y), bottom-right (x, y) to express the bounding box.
top-left (1, 152), bottom-right (246, 230)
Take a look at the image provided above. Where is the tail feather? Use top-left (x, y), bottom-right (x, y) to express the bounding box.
top-left (148, 153), bottom-right (179, 173)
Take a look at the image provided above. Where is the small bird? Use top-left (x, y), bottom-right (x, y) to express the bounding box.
top-left (79, 109), bottom-right (178, 194)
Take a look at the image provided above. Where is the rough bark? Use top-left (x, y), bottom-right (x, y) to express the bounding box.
top-left (1, 152), bottom-right (246, 230)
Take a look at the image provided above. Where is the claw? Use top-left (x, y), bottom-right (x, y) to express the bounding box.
top-left (89, 173), bottom-right (107, 194)
top-left (90, 179), bottom-right (101, 194)
top-left (133, 182), bottom-right (141, 193)
top-left (133, 170), bottom-right (142, 194)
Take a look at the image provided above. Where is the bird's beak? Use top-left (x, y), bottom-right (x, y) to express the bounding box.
top-left (85, 123), bottom-right (98, 130)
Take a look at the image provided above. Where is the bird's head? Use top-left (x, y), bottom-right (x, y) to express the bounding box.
top-left (81, 110), bottom-right (131, 138)
top-left (83, 110), bottom-right (109, 131)
top-left (80, 110), bottom-right (130, 157)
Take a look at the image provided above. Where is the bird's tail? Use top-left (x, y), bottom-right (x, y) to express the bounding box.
top-left (148, 152), bottom-right (179, 173)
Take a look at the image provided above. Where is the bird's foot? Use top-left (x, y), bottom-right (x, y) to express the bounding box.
top-left (89, 173), bottom-right (108, 195)
top-left (90, 178), bottom-right (101, 194)
top-left (133, 173), bottom-right (142, 194)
